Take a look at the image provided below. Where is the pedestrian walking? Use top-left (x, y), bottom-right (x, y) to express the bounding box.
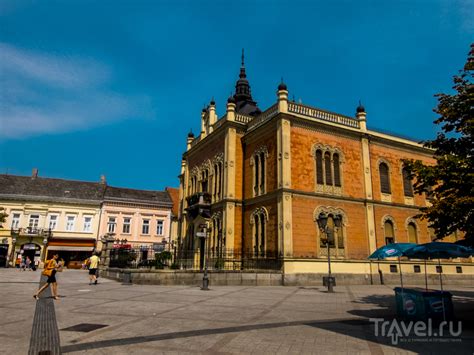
top-left (33, 254), bottom-right (61, 300)
top-left (88, 252), bottom-right (100, 285)
top-left (20, 256), bottom-right (26, 271)
top-left (25, 256), bottom-right (31, 271)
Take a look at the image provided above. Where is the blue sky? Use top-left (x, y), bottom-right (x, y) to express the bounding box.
top-left (0, 0), bottom-right (472, 190)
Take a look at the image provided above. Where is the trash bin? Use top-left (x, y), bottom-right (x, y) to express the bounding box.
top-left (394, 287), bottom-right (453, 321)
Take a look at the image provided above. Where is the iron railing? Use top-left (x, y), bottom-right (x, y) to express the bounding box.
top-left (108, 246), bottom-right (283, 271)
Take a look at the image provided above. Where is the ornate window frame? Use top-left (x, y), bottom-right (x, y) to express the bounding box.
top-left (250, 207), bottom-right (269, 256)
top-left (250, 146), bottom-right (269, 197)
top-left (377, 158), bottom-right (392, 200)
top-left (405, 217), bottom-right (419, 244)
top-left (381, 215), bottom-right (397, 244)
top-left (311, 144), bottom-right (344, 196)
top-left (313, 206), bottom-right (347, 258)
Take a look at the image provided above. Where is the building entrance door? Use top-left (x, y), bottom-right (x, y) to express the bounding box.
top-left (0, 244), bottom-right (8, 267)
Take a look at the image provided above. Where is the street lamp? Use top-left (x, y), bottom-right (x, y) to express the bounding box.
top-left (41, 228), bottom-right (52, 263)
top-left (200, 225), bottom-right (210, 291)
top-left (317, 213), bottom-right (340, 293)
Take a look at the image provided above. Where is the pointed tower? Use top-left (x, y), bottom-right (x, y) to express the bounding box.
top-left (233, 49), bottom-right (261, 116)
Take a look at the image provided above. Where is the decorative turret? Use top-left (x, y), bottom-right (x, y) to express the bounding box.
top-left (201, 106), bottom-right (208, 137)
top-left (356, 100), bottom-right (367, 131)
top-left (186, 129), bottom-right (194, 150)
top-left (226, 94), bottom-right (236, 121)
top-left (208, 98), bottom-right (217, 130)
top-left (232, 49), bottom-right (260, 116)
top-left (277, 78), bottom-right (288, 113)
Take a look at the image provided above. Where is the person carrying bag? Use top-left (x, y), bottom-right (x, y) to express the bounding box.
top-left (34, 254), bottom-right (61, 300)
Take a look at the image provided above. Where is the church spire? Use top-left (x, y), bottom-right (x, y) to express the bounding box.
top-left (233, 48), bottom-right (260, 116)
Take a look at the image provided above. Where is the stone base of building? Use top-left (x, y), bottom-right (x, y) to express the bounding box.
top-left (102, 259), bottom-right (474, 286)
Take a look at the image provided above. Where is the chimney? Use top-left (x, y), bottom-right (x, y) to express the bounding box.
top-left (32, 168), bottom-right (38, 179)
top-left (100, 174), bottom-right (107, 185)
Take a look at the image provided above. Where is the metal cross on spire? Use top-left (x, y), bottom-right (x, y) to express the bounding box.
top-left (241, 48), bottom-right (245, 67)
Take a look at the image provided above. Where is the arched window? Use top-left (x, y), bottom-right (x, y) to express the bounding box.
top-left (333, 153), bottom-right (341, 187)
top-left (253, 214), bottom-right (260, 255)
top-left (201, 169), bottom-right (209, 193)
top-left (324, 152), bottom-right (332, 185)
top-left (260, 152), bottom-right (266, 194)
top-left (252, 148), bottom-right (267, 197)
top-left (251, 208), bottom-right (268, 256)
top-left (408, 222), bottom-right (417, 243)
top-left (402, 168), bottom-right (414, 197)
top-left (254, 155), bottom-right (260, 196)
top-left (316, 150), bottom-right (324, 184)
top-left (379, 162), bottom-right (391, 194)
top-left (384, 220), bottom-right (395, 244)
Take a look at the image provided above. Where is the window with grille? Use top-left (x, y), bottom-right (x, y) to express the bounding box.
top-left (402, 168), bottom-right (414, 197)
top-left (379, 162), bottom-right (391, 194)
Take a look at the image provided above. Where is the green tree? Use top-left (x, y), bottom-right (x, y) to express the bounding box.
top-left (404, 44), bottom-right (473, 246)
top-left (0, 207), bottom-right (7, 228)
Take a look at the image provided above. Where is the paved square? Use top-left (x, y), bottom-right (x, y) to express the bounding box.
top-left (0, 269), bottom-right (473, 354)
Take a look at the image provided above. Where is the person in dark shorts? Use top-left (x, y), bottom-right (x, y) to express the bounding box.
top-left (88, 252), bottom-right (100, 285)
top-left (33, 254), bottom-right (60, 300)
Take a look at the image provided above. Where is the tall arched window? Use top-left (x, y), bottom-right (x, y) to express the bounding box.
top-left (333, 153), bottom-right (341, 187)
top-left (408, 222), bottom-right (417, 243)
top-left (402, 168), bottom-right (414, 197)
top-left (384, 220), bottom-right (395, 244)
top-left (251, 208), bottom-right (268, 257)
top-left (252, 147), bottom-right (267, 197)
top-left (201, 169), bottom-right (209, 193)
top-left (316, 150), bottom-right (324, 184)
top-left (379, 162), bottom-right (391, 194)
top-left (314, 147), bottom-right (343, 193)
top-left (324, 152), bottom-right (332, 185)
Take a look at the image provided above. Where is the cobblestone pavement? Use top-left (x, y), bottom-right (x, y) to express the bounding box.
top-left (0, 269), bottom-right (473, 354)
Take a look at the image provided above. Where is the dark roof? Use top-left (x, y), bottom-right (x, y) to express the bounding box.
top-left (0, 174), bottom-right (172, 207)
top-left (104, 186), bottom-right (172, 205)
top-left (0, 174), bottom-right (104, 204)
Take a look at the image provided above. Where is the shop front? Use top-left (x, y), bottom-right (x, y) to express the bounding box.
top-left (46, 238), bottom-right (96, 269)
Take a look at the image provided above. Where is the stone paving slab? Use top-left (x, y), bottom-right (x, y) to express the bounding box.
top-left (1, 269), bottom-right (473, 354)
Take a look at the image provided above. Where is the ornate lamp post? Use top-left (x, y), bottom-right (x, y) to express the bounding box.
top-left (41, 228), bottom-right (52, 263)
top-left (317, 213), bottom-right (342, 293)
top-left (200, 225), bottom-right (210, 290)
top-left (9, 235), bottom-right (17, 268)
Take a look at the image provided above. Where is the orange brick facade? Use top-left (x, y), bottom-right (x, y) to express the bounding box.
top-left (177, 66), bottom-right (437, 265)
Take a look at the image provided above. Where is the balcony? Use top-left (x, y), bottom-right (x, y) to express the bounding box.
top-left (186, 192), bottom-right (211, 219)
top-left (11, 227), bottom-right (49, 236)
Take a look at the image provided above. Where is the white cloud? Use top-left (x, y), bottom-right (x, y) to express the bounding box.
top-left (0, 43), bottom-right (153, 140)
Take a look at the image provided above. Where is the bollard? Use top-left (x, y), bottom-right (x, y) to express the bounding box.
top-left (122, 270), bottom-right (132, 285)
